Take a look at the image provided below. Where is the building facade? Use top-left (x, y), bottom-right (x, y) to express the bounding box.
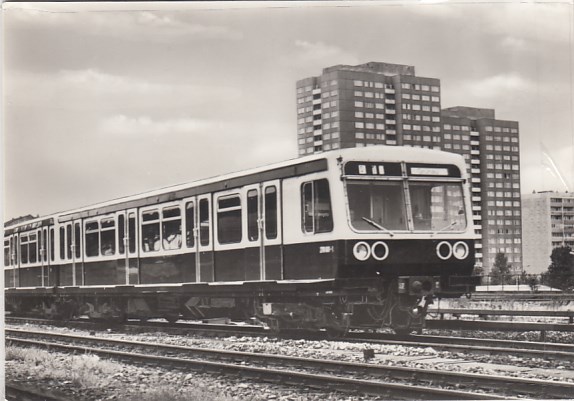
top-left (296, 62), bottom-right (522, 273)
top-left (522, 192), bottom-right (574, 273)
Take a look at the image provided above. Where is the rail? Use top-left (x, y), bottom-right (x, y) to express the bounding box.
top-left (429, 308), bottom-right (574, 323)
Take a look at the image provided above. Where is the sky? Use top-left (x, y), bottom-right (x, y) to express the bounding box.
top-left (2, 0), bottom-right (574, 220)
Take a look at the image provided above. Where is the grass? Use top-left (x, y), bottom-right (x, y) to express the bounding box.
top-left (6, 346), bottom-right (117, 388)
top-left (6, 346), bottom-right (254, 400)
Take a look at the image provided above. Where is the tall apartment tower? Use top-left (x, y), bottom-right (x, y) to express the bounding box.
top-left (296, 62), bottom-right (441, 154)
top-left (522, 192), bottom-right (574, 273)
top-left (296, 63), bottom-right (522, 274)
top-left (441, 107), bottom-right (522, 274)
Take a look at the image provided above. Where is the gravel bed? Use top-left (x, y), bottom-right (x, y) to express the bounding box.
top-left (6, 345), bottom-right (373, 401)
top-left (8, 323), bottom-right (574, 386)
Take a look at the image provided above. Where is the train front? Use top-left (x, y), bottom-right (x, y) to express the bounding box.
top-left (335, 150), bottom-right (479, 333)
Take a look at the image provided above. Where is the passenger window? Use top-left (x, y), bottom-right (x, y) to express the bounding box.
top-left (185, 202), bottom-right (195, 248)
top-left (74, 223), bottom-right (81, 258)
top-left (29, 233), bottom-right (38, 263)
top-left (59, 227), bottom-right (66, 260)
top-left (100, 218), bottom-right (116, 256)
top-left (162, 206), bottom-right (182, 250)
top-left (247, 190), bottom-right (259, 242)
top-left (118, 215), bottom-right (125, 255)
top-left (217, 195), bottom-right (242, 244)
top-left (265, 186), bottom-right (278, 240)
top-left (4, 238), bottom-right (10, 266)
top-left (42, 228), bottom-right (48, 262)
top-left (142, 210), bottom-right (160, 252)
top-left (199, 199), bottom-right (210, 246)
top-left (301, 179), bottom-right (333, 234)
top-left (128, 213), bottom-right (136, 253)
top-left (85, 221), bottom-right (100, 257)
top-left (20, 234), bottom-right (29, 264)
top-left (50, 228), bottom-right (55, 262)
top-left (66, 225), bottom-right (72, 260)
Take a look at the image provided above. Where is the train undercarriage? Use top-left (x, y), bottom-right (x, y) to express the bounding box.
top-left (5, 275), bottom-right (473, 336)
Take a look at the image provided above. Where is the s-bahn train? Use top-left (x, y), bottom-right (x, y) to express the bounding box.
top-left (4, 146), bottom-right (479, 335)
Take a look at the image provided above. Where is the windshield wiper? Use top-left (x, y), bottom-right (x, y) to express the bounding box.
top-left (430, 221), bottom-right (457, 237)
top-left (361, 217), bottom-right (395, 237)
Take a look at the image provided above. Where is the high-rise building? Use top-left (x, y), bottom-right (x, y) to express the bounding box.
top-left (522, 191), bottom-right (574, 273)
top-left (296, 62), bottom-right (441, 155)
top-left (441, 107), bottom-right (521, 274)
top-left (296, 63), bottom-right (522, 273)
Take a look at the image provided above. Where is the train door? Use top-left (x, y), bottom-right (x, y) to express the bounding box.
top-left (197, 195), bottom-right (214, 282)
top-left (117, 209), bottom-right (139, 284)
top-left (261, 181), bottom-right (282, 280)
top-left (40, 228), bottom-right (48, 286)
top-left (72, 220), bottom-right (83, 285)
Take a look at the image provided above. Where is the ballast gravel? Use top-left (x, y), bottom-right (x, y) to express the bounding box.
top-left (6, 322), bottom-right (574, 401)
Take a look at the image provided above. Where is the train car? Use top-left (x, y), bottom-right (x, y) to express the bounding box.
top-left (4, 146), bottom-right (479, 335)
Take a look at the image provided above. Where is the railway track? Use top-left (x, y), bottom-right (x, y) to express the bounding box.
top-left (349, 332), bottom-right (574, 361)
top-left (5, 382), bottom-right (71, 401)
top-left (8, 316), bottom-right (574, 362)
top-left (7, 328), bottom-right (574, 399)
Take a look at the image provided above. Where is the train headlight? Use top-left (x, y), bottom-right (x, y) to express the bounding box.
top-left (353, 242), bottom-right (371, 261)
top-left (436, 241), bottom-right (453, 260)
top-left (453, 242), bottom-right (469, 259)
top-left (371, 241), bottom-right (389, 261)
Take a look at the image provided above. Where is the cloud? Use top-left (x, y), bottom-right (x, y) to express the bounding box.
top-left (461, 73), bottom-right (532, 99)
top-left (99, 115), bottom-right (221, 136)
top-left (6, 69), bottom-right (242, 112)
top-left (290, 40), bottom-right (359, 67)
top-left (500, 36), bottom-right (528, 52)
top-left (8, 7), bottom-right (243, 41)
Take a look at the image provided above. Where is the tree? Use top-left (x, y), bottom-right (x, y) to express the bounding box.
top-left (490, 252), bottom-right (512, 285)
top-left (545, 246), bottom-right (574, 291)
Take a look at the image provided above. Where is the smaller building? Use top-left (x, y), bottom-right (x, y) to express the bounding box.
top-left (522, 191), bottom-right (574, 273)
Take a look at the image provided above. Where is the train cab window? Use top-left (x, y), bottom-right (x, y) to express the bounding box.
top-left (185, 202), bottom-right (195, 247)
top-left (142, 210), bottom-right (160, 252)
top-left (59, 227), bottom-right (66, 260)
top-left (74, 223), bottom-right (81, 258)
top-left (301, 179), bottom-right (333, 234)
top-left (4, 239), bottom-right (10, 266)
top-left (85, 221), bottom-right (100, 257)
top-left (217, 195), bottom-right (242, 244)
top-left (128, 213), bottom-right (136, 253)
top-left (247, 190), bottom-right (259, 242)
top-left (265, 186), bottom-right (278, 240)
top-left (347, 181), bottom-right (407, 231)
top-left (162, 206), bottom-right (182, 250)
top-left (50, 228), bottom-right (55, 262)
top-left (409, 182), bottom-right (466, 231)
top-left (199, 199), bottom-right (210, 246)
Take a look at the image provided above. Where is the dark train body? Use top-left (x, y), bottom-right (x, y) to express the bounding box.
top-left (5, 147), bottom-right (478, 334)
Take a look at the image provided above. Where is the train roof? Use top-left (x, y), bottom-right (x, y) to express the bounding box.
top-left (5, 146), bottom-right (466, 231)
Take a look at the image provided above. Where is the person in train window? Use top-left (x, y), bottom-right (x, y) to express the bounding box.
top-left (163, 233), bottom-right (181, 250)
top-left (153, 234), bottom-right (161, 251)
top-left (102, 243), bottom-right (114, 256)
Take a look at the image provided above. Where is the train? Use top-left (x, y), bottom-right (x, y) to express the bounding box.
top-left (4, 146), bottom-right (479, 335)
